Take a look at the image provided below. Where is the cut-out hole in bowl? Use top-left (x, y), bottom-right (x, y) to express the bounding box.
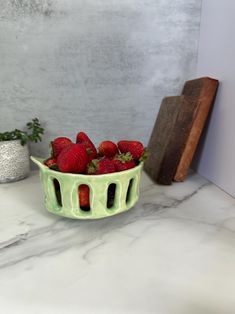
top-left (107, 183), bottom-right (116, 209)
top-left (126, 178), bottom-right (134, 205)
top-left (78, 184), bottom-right (90, 212)
top-left (53, 179), bottom-right (62, 207)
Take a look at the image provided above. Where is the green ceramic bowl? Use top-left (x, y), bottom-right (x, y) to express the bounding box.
top-left (31, 156), bottom-right (143, 219)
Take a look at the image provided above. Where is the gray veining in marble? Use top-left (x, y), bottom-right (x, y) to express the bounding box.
top-left (1, 171), bottom-right (235, 313)
top-left (0, 0), bottom-right (201, 157)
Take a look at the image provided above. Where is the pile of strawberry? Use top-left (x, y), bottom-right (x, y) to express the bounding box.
top-left (44, 132), bottom-right (147, 175)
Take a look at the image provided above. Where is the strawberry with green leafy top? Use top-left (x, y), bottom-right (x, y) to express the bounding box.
top-left (98, 140), bottom-right (119, 158)
top-left (87, 158), bottom-right (115, 175)
top-left (46, 134), bottom-right (149, 176)
top-left (117, 140), bottom-right (147, 160)
top-left (113, 153), bottom-right (136, 172)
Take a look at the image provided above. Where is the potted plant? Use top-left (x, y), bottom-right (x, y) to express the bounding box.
top-left (0, 118), bottom-right (44, 183)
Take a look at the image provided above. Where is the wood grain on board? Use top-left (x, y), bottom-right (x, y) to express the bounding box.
top-left (144, 95), bottom-right (196, 184)
top-left (174, 77), bottom-right (219, 181)
top-left (157, 96), bottom-right (198, 185)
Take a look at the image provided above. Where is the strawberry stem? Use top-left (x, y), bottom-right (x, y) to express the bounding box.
top-left (87, 159), bottom-right (99, 174)
top-left (139, 148), bottom-right (149, 162)
top-left (116, 152), bottom-right (133, 163)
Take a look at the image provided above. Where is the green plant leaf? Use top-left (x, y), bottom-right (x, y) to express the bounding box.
top-left (0, 118), bottom-right (44, 146)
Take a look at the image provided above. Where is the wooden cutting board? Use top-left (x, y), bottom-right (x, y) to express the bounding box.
top-left (144, 95), bottom-right (197, 184)
top-left (157, 96), bottom-right (198, 185)
top-left (144, 96), bottom-right (183, 182)
top-left (174, 77), bottom-right (219, 181)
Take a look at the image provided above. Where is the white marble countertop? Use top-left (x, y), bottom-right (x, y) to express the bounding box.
top-left (0, 171), bottom-right (235, 314)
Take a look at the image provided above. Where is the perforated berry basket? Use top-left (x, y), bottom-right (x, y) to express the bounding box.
top-left (31, 156), bottom-right (143, 219)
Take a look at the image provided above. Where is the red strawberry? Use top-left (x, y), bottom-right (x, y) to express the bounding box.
top-left (98, 141), bottom-right (119, 158)
top-left (78, 184), bottom-right (90, 208)
top-left (51, 137), bottom-right (72, 158)
top-left (117, 140), bottom-right (145, 160)
top-left (57, 143), bottom-right (88, 173)
top-left (76, 131), bottom-right (91, 143)
top-left (87, 158), bottom-right (115, 175)
top-left (81, 141), bottom-right (97, 161)
top-left (44, 157), bottom-right (57, 168)
top-left (113, 153), bottom-right (136, 172)
top-left (76, 132), bottom-right (97, 161)
top-left (44, 157), bottom-right (59, 171)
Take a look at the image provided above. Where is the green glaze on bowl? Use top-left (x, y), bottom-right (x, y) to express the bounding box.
top-left (31, 156), bottom-right (143, 220)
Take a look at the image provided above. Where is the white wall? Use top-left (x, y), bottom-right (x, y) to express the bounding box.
top-left (0, 0), bottom-right (201, 158)
top-left (194, 0), bottom-right (235, 196)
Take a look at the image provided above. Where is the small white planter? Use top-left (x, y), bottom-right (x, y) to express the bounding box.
top-left (0, 140), bottom-right (30, 183)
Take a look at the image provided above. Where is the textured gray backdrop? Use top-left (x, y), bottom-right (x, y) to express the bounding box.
top-left (0, 0), bottom-right (201, 157)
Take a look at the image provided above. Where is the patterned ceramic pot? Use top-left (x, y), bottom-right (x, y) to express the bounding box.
top-left (0, 140), bottom-right (30, 183)
top-left (31, 156), bottom-right (143, 220)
